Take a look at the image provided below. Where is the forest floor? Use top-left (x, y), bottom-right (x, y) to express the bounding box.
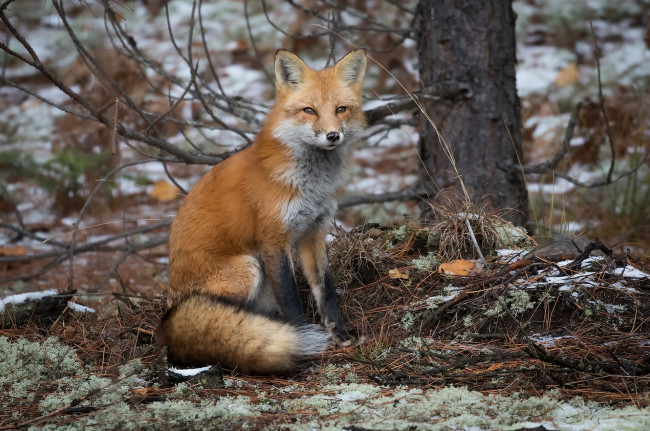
top-left (1, 0), bottom-right (649, 429)
top-left (1, 224), bottom-right (650, 429)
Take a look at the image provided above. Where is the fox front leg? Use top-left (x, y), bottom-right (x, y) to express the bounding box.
top-left (298, 231), bottom-right (351, 344)
top-left (262, 247), bottom-right (308, 326)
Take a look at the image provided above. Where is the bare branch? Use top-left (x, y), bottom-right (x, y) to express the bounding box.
top-left (338, 187), bottom-right (426, 209)
top-left (261, 0), bottom-right (329, 40)
top-left (198, 0), bottom-right (227, 97)
top-left (364, 97), bottom-right (419, 126)
top-left (245, 0), bottom-right (274, 86)
top-left (590, 21), bottom-right (616, 183)
top-left (144, 63), bottom-right (199, 135)
top-left (284, 0), bottom-right (412, 35)
top-left (521, 102), bottom-right (582, 175)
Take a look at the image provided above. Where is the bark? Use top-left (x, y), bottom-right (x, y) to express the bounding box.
top-left (416, 0), bottom-right (528, 226)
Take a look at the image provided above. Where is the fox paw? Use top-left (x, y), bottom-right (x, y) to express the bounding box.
top-left (332, 328), bottom-right (362, 348)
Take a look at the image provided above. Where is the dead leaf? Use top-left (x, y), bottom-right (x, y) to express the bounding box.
top-left (554, 63), bottom-right (580, 87)
top-left (438, 259), bottom-right (483, 276)
top-left (131, 387), bottom-right (149, 396)
top-left (0, 246), bottom-right (26, 257)
top-left (150, 180), bottom-right (179, 202)
top-left (389, 268), bottom-right (409, 280)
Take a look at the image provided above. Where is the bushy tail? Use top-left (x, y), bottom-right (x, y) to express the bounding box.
top-left (160, 294), bottom-right (330, 375)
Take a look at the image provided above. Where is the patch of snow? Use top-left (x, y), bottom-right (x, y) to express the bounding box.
top-left (588, 300), bottom-right (625, 315)
top-left (614, 266), bottom-right (650, 279)
top-left (168, 366), bottom-right (212, 377)
top-left (527, 178), bottom-right (576, 195)
top-left (496, 249), bottom-right (528, 260)
top-left (425, 293), bottom-right (460, 305)
top-left (516, 47), bottom-right (576, 97)
top-left (556, 257), bottom-right (603, 269)
top-left (529, 334), bottom-right (573, 346)
top-left (67, 302), bottom-right (95, 313)
top-left (569, 136), bottom-right (586, 147)
top-left (524, 114), bottom-right (571, 139)
top-left (608, 282), bottom-right (639, 294)
top-left (0, 289), bottom-right (59, 312)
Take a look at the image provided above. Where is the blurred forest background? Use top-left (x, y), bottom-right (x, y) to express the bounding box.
top-left (1, 0), bottom-right (649, 296)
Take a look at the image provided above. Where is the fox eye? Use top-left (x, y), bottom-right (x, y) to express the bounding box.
top-left (303, 107), bottom-right (316, 115)
top-left (336, 106), bottom-right (347, 113)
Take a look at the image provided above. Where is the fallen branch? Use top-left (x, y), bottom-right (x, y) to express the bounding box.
top-left (338, 187), bottom-right (426, 209)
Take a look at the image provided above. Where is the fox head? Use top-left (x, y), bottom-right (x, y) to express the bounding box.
top-left (271, 49), bottom-right (367, 151)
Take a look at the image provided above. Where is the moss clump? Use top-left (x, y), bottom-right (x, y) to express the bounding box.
top-left (485, 289), bottom-right (536, 318)
top-left (39, 360), bottom-right (143, 411)
top-left (411, 252), bottom-right (439, 272)
top-left (383, 223), bottom-right (432, 253)
top-left (493, 221), bottom-right (534, 249)
top-left (508, 290), bottom-right (535, 315)
top-left (0, 336), bottom-right (81, 402)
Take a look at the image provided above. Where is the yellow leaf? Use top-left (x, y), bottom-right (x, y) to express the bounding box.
top-left (554, 63), bottom-right (580, 87)
top-left (389, 268), bottom-right (409, 280)
top-left (438, 259), bottom-right (482, 276)
top-left (150, 180), bottom-right (179, 202)
top-left (0, 246), bottom-right (26, 256)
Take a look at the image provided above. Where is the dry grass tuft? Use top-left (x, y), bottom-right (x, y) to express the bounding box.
top-left (425, 191), bottom-right (533, 261)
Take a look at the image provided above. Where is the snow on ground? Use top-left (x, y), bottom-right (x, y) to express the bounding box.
top-left (0, 289), bottom-right (96, 313)
top-left (66, 302), bottom-right (96, 313)
top-left (0, 289), bottom-right (59, 312)
top-left (168, 366), bottom-right (212, 377)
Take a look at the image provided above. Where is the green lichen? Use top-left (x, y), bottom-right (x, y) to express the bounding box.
top-left (0, 336), bottom-right (81, 402)
top-left (411, 252), bottom-right (439, 272)
top-left (508, 290), bottom-right (535, 315)
top-left (38, 359), bottom-right (143, 411)
top-left (279, 386), bottom-right (650, 431)
top-left (485, 289), bottom-right (536, 318)
top-left (485, 300), bottom-right (505, 318)
top-left (383, 223), bottom-right (432, 253)
top-left (400, 311), bottom-right (417, 329)
top-left (493, 221), bottom-right (533, 248)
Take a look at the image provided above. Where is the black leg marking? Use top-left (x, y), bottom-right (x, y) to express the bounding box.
top-left (322, 267), bottom-right (350, 343)
top-left (277, 252), bottom-right (308, 325)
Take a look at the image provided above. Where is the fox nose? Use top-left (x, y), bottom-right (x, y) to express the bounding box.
top-left (326, 131), bottom-right (340, 142)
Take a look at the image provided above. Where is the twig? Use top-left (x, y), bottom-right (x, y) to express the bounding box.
top-left (337, 187), bottom-right (427, 209)
top-left (245, 0), bottom-right (274, 86)
top-left (419, 290), bottom-right (470, 329)
top-left (495, 295), bottom-right (621, 375)
top-left (198, 0), bottom-right (227, 97)
top-left (465, 218), bottom-right (489, 271)
top-left (364, 97), bottom-right (418, 126)
top-left (566, 238), bottom-right (616, 270)
top-left (110, 97), bottom-right (120, 155)
top-left (522, 103), bottom-right (582, 175)
top-left (589, 21), bottom-right (616, 183)
top-left (261, 0), bottom-right (328, 41)
top-left (143, 62), bottom-right (199, 135)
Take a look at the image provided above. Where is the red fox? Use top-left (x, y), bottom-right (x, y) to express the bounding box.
top-left (160, 49), bottom-right (367, 374)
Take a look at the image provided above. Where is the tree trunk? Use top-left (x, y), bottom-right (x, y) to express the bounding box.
top-left (416, 0), bottom-right (528, 226)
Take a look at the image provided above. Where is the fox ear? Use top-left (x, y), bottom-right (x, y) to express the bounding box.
top-left (335, 49), bottom-right (367, 88)
top-left (275, 50), bottom-right (309, 89)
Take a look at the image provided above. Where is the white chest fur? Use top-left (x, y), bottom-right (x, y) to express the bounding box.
top-left (277, 146), bottom-right (348, 241)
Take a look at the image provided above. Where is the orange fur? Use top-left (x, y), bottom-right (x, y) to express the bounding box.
top-left (162, 49), bottom-right (367, 374)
